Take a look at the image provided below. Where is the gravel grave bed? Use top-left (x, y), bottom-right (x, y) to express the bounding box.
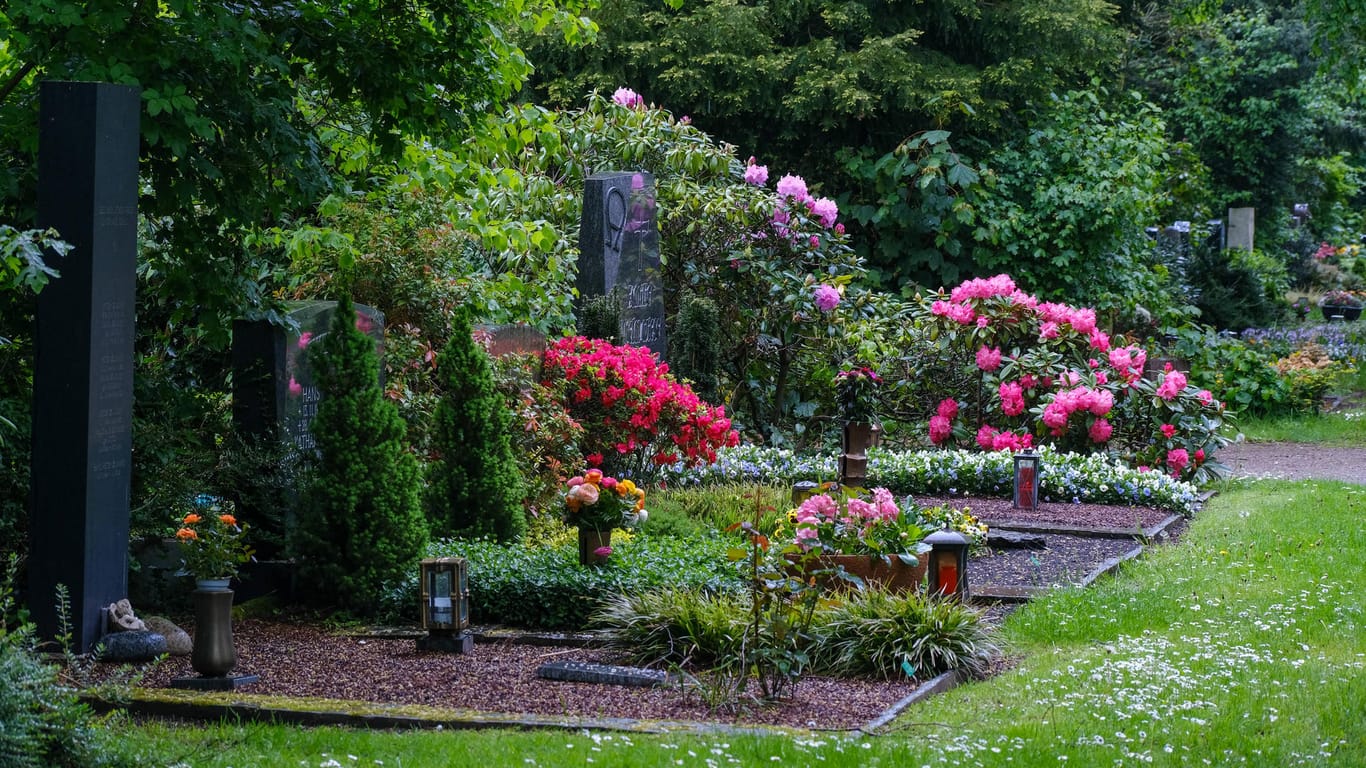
top-left (135, 497), bottom-right (1184, 730)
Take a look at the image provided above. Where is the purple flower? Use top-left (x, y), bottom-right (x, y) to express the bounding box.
top-left (810, 197), bottom-right (838, 228)
top-left (612, 87), bottom-right (643, 108)
top-left (593, 546), bottom-right (613, 557)
top-left (814, 284), bottom-right (841, 313)
top-left (776, 174), bottom-right (808, 201)
top-left (744, 163), bottom-right (769, 186)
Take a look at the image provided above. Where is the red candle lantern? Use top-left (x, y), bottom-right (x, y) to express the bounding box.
top-left (924, 529), bottom-right (969, 599)
top-left (1013, 449), bottom-right (1041, 511)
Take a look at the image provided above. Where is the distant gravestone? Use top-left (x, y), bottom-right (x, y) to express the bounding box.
top-left (233, 301), bottom-right (385, 456)
top-left (475, 323), bottom-right (547, 359)
top-left (1227, 207), bottom-right (1255, 252)
top-left (29, 82), bottom-right (140, 653)
top-left (576, 171), bottom-right (667, 360)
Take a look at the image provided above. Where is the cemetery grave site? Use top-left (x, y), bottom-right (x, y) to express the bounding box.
top-left (2, 4), bottom-right (1365, 766)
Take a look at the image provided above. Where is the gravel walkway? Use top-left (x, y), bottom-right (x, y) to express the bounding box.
top-left (1217, 441), bottom-right (1366, 484)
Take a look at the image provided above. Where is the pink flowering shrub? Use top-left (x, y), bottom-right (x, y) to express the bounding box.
top-left (542, 337), bottom-right (739, 476)
top-left (917, 274), bottom-right (1231, 482)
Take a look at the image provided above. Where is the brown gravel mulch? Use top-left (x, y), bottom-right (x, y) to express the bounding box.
top-left (135, 497), bottom-right (1185, 731)
top-left (139, 620), bottom-right (923, 731)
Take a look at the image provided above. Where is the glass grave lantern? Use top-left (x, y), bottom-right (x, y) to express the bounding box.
top-left (1013, 448), bottom-right (1041, 512)
top-left (924, 529), bottom-right (970, 600)
top-left (417, 557), bottom-right (473, 653)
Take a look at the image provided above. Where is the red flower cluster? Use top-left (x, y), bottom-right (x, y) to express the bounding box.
top-left (543, 337), bottom-right (739, 468)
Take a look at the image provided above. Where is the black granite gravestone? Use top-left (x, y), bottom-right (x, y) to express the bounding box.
top-left (29, 82), bottom-right (140, 652)
top-left (576, 172), bottom-right (667, 359)
top-left (233, 301), bottom-right (385, 456)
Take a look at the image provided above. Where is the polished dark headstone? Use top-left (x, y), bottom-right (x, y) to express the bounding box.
top-left (536, 660), bottom-right (674, 687)
top-left (576, 172), bottom-right (667, 359)
top-left (30, 81), bottom-right (140, 653)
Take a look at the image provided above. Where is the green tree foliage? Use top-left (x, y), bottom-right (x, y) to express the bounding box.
top-left (0, 0), bottom-right (593, 344)
top-left (522, 0), bottom-right (1121, 188)
top-left (426, 311), bottom-right (525, 542)
top-left (292, 296), bottom-right (428, 614)
top-left (963, 88), bottom-right (1184, 325)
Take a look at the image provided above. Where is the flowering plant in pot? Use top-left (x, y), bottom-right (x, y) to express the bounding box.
top-left (1318, 290), bottom-right (1364, 308)
top-left (173, 500), bottom-right (254, 584)
top-left (564, 470), bottom-right (647, 564)
top-left (835, 366), bottom-right (882, 423)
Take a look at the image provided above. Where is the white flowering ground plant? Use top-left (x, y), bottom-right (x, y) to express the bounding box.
top-left (660, 444), bottom-right (1202, 516)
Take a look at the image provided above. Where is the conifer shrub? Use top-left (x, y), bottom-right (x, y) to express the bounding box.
top-left (671, 292), bottom-right (721, 402)
top-left (291, 296), bottom-right (429, 614)
top-left (576, 289), bottom-right (621, 342)
top-left (426, 312), bottom-right (525, 542)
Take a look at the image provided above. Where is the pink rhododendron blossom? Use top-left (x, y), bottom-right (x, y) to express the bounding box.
top-left (1088, 328), bottom-right (1110, 352)
top-left (1156, 370), bottom-right (1187, 400)
top-left (1042, 402), bottom-right (1069, 432)
top-left (976, 424), bottom-right (998, 450)
top-left (990, 430), bottom-right (1029, 452)
top-left (1160, 423), bottom-right (1176, 439)
top-left (1039, 321), bottom-right (1060, 340)
top-left (1197, 389), bottom-right (1213, 406)
top-left (929, 414), bottom-right (952, 445)
top-left (1068, 308), bottom-right (1097, 334)
top-left (1089, 418), bottom-right (1113, 443)
top-left (288, 377), bottom-right (303, 397)
top-left (999, 381), bottom-right (1026, 416)
top-left (976, 317), bottom-right (991, 328)
top-left (834, 223), bottom-right (845, 235)
top-left (743, 161), bottom-right (769, 186)
top-left (975, 345), bottom-right (1002, 371)
top-left (809, 235), bottom-right (821, 248)
top-left (297, 332), bottom-right (313, 349)
top-left (937, 398), bottom-right (960, 419)
top-left (612, 87), bottom-right (644, 107)
top-left (775, 174), bottom-right (809, 201)
top-left (813, 284), bottom-right (841, 313)
top-left (950, 274), bottom-right (1016, 302)
top-left (1166, 448), bottom-right (1190, 472)
top-left (1089, 388), bottom-right (1114, 416)
top-left (811, 197), bottom-right (839, 228)
top-left (1194, 448), bottom-right (1205, 462)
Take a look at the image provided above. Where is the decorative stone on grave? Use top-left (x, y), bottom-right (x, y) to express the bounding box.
top-left (576, 172), bottom-right (667, 360)
top-left (536, 660), bottom-right (676, 687)
top-left (29, 82), bottom-right (140, 653)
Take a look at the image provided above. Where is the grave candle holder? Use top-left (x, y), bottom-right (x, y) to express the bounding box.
top-left (1013, 449), bottom-right (1041, 512)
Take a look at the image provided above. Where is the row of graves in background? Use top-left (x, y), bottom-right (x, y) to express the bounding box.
top-left (25, 76), bottom-right (670, 664)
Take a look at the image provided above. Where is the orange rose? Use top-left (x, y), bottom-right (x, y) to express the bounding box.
top-left (182, 513), bottom-right (202, 525)
top-left (584, 469), bottom-right (603, 485)
top-left (219, 514), bottom-right (237, 527)
top-left (175, 527), bottom-right (198, 541)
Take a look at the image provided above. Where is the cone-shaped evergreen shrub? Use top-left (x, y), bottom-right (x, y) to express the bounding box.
top-left (291, 296), bottom-right (429, 614)
top-left (426, 311), bottom-right (525, 541)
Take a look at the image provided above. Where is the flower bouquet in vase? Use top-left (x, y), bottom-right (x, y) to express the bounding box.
top-left (564, 469), bottom-right (647, 565)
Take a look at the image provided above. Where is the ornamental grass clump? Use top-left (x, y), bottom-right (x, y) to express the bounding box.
top-left (815, 589), bottom-right (1000, 679)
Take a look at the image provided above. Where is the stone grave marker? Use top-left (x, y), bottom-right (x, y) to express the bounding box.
top-left (29, 81), bottom-right (140, 652)
top-left (233, 300), bottom-right (386, 456)
top-left (576, 171), bottom-right (667, 360)
top-left (475, 323), bottom-right (547, 359)
top-left (1227, 207), bottom-right (1255, 252)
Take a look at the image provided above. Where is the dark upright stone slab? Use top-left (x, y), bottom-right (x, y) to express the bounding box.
top-left (577, 172), bottom-right (667, 359)
top-left (232, 301), bottom-right (385, 457)
top-left (30, 82), bottom-right (140, 653)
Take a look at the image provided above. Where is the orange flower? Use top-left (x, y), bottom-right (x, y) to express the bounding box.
top-left (182, 513), bottom-right (202, 525)
top-left (175, 527), bottom-right (198, 541)
top-left (219, 514), bottom-right (237, 527)
top-left (584, 469), bottom-right (603, 485)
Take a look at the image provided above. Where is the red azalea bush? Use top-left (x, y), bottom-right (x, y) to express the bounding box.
top-left (542, 336), bottom-right (739, 476)
top-left (917, 274), bottom-right (1231, 482)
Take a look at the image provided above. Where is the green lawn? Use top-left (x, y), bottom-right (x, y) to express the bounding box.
top-left (1237, 411), bottom-right (1366, 446)
top-left (113, 480), bottom-right (1366, 767)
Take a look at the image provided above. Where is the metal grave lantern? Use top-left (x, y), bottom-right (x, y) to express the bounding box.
top-left (1012, 449), bottom-right (1041, 511)
top-left (924, 529), bottom-right (970, 599)
top-left (417, 557), bottom-right (473, 653)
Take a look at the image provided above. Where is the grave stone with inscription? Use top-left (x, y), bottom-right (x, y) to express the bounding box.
top-left (233, 301), bottom-right (385, 457)
top-left (29, 82), bottom-right (140, 652)
top-left (576, 172), bottom-right (667, 360)
top-left (475, 323), bottom-right (547, 359)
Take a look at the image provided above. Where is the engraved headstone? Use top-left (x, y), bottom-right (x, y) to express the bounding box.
top-left (233, 301), bottom-right (385, 456)
top-left (29, 82), bottom-right (140, 652)
top-left (475, 323), bottom-right (547, 358)
top-left (576, 172), bottom-right (667, 359)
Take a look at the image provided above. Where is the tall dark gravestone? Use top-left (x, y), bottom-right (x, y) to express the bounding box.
top-left (576, 172), bottom-right (667, 360)
top-left (29, 82), bottom-right (140, 652)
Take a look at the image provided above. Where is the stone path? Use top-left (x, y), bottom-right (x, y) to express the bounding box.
top-left (1217, 441), bottom-right (1366, 484)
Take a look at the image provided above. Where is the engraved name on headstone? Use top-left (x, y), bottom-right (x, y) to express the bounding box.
top-left (576, 171), bottom-right (667, 359)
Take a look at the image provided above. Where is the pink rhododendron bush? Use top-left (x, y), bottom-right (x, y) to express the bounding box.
top-left (542, 336), bottom-right (739, 478)
top-left (916, 274), bottom-right (1231, 482)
